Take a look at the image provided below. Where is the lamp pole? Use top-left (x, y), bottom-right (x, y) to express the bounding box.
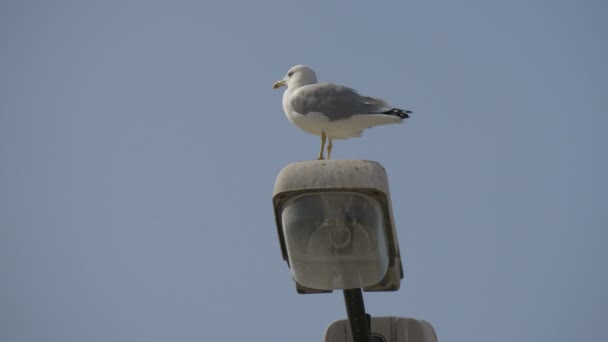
top-left (343, 288), bottom-right (370, 342)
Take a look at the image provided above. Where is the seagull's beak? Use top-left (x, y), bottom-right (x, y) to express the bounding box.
top-left (272, 79), bottom-right (287, 89)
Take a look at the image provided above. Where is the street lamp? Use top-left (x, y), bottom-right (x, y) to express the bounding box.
top-left (272, 160), bottom-right (403, 293)
top-left (272, 160), bottom-right (437, 342)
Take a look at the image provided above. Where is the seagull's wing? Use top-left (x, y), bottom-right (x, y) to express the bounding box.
top-left (289, 83), bottom-right (395, 121)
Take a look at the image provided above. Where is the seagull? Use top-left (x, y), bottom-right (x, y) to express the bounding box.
top-left (273, 65), bottom-right (412, 160)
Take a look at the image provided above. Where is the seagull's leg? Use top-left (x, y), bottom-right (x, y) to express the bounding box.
top-left (327, 138), bottom-right (333, 160)
top-left (317, 132), bottom-right (326, 160)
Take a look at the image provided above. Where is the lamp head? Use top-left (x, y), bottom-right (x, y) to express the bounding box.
top-left (273, 160), bottom-right (403, 293)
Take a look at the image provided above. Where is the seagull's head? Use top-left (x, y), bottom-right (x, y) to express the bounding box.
top-left (273, 65), bottom-right (318, 90)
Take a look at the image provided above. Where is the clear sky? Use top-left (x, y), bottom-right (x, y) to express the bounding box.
top-left (1, 1), bottom-right (607, 341)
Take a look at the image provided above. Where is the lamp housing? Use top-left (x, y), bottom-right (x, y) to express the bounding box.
top-left (273, 160), bottom-right (403, 293)
top-left (325, 316), bottom-right (437, 342)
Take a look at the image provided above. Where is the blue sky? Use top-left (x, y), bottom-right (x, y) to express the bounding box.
top-left (1, 1), bottom-right (607, 341)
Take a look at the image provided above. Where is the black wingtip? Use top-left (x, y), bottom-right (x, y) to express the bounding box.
top-left (380, 108), bottom-right (412, 119)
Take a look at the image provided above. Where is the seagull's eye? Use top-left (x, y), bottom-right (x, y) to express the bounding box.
top-left (288, 71), bottom-right (295, 77)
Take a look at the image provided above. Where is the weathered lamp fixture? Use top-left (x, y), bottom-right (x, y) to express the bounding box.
top-left (272, 160), bottom-right (403, 293)
top-left (272, 160), bottom-right (437, 342)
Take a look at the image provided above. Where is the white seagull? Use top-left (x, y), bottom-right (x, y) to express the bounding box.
top-left (273, 65), bottom-right (412, 160)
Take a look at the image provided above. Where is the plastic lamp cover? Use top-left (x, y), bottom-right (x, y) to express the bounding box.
top-left (281, 191), bottom-right (389, 290)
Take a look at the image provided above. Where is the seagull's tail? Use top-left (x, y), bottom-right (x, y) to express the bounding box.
top-left (377, 108), bottom-right (412, 120)
top-left (364, 96), bottom-right (412, 120)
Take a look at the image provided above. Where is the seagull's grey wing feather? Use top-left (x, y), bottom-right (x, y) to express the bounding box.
top-left (290, 83), bottom-right (392, 121)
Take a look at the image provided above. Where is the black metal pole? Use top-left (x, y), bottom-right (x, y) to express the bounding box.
top-left (343, 288), bottom-right (370, 342)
